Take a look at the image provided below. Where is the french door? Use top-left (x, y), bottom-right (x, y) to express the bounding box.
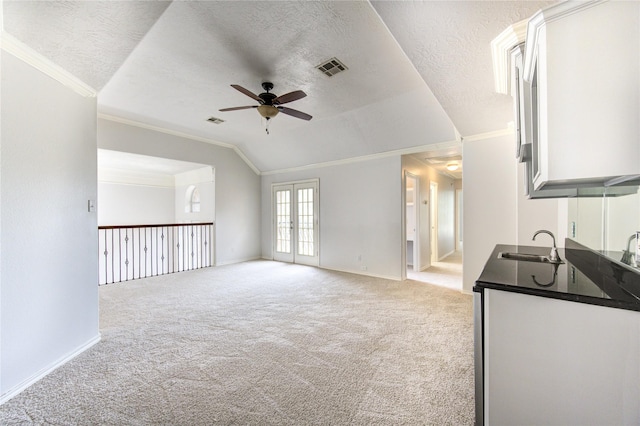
top-left (273, 180), bottom-right (319, 266)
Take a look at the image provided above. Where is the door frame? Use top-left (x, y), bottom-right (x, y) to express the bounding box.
top-left (271, 179), bottom-right (320, 266)
top-left (430, 181), bottom-right (438, 263)
top-left (404, 172), bottom-right (420, 273)
top-left (455, 188), bottom-right (463, 251)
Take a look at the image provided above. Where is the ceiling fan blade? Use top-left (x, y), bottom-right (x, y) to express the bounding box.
top-left (219, 105), bottom-right (258, 112)
top-left (277, 106), bottom-right (312, 121)
top-left (273, 90), bottom-right (307, 105)
top-left (231, 84), bottom-right (262, 102)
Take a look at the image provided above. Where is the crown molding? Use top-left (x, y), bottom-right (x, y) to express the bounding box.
top-left (1, 31), bottom-right (96, 98)
top-left (262, 126), bottom-right (515, 176)
top-left (98, 113), bottom-right (261, 176)
top-left (99, 115), bottom-right (512, 176)
top-left (462, 127), bottom-right (513, 143)
top-left (261, 140), bottom-right (462, 176)
top-left (491, 19), bottom-right (528, 95)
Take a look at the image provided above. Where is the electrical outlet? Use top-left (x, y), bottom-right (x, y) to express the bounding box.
top-left (360, 266), bottom-right (367, 271)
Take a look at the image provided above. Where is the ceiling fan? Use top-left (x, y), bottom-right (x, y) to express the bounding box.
top-left (219, 82), bottom-right (312, 133)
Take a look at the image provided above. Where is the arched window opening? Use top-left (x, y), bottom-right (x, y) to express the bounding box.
top-left (185, 185), bottom-right (201, 213)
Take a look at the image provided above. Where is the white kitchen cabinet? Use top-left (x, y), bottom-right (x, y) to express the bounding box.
top-left (511, 43), bottom-right (578, 198)
top-left (523, 0), bottom-right (640, 190)
top-left (482, 288), bottom-right (640, 425)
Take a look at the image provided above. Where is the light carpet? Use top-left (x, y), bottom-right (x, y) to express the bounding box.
top-left (408, 251), bottom-right (463, 291)
top-left (1, 260), bottom-right (474, 425)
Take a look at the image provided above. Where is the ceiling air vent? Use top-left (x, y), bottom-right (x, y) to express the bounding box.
top-left (206, 116), bottom-right (225, 124)
top-left (207, 117), bottom-right (224, 124)
top-left (316, 57), bottom-right (348, 77)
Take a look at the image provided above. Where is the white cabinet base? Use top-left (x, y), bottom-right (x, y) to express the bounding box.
top-left (484, 289), bottom-right (640, 425)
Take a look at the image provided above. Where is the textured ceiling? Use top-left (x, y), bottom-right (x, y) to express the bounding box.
top-left (3, 0), bottom-right (558, 173)
top-left (96, 0), bottom-right (457, 172)
top-left (3, 0), bottom-right (172, 90)
top-left (371, 0), bottom-right (557, 136)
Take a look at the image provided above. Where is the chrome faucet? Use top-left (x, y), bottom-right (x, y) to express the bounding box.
top-left (532, 229), bottom-right (561, 263)
top-left (621, 233), bottom-right (637, 267)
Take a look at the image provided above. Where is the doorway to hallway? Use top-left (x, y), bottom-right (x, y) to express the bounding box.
top-left (407, 251), bottom-right (462, 291)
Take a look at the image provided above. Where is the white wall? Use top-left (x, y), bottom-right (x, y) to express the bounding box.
top-left (1, 51), bottom-right (99, 398)
top-left (98, 118), bottom-right (261, 266)
top-left (606, 192), bottom-right (639, 252)
top-left (463, 135), bottom-right (518, 293)
top-left (174, 166), bottom-right (215, 224)
top-left (516, 162), bottom-right (560, 247)
top-left (261, 156), bottom-right (403, 280)
top-left (463, 134), bottom-right (566, 294)
top-left (98, 182), bottom-right (175, 226)
top-left (98, 164), bottom-right (215, 226)
top-left (566, 191), bottom-right (640, 253)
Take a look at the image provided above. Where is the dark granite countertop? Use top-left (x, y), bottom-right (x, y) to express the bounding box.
top-left (474, 239), bottom-right (640, 312)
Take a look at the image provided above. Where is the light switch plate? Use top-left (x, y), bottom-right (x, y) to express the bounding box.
top-left (88, 199), bottom-right (96, 212)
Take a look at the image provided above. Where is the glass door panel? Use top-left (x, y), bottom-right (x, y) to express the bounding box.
top-left (273, 185), bottom-right (293, 262)
top-left (297, 187), bottom-right (314, 257)
top-left (272, 181), bottom-right (319, 266)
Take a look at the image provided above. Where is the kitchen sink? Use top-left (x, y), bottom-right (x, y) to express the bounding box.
top-left (498, 252), bottom-right (564, 264)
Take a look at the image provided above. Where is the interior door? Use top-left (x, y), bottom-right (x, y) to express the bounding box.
top-left (273, 180), bottom-right (319, 266)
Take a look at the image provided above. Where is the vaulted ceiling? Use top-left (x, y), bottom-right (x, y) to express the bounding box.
top-left (3, 0), bottom-right (556, 174)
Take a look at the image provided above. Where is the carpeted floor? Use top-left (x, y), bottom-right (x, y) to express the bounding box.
top-left (0, 260), bottom-right (474, 425)
top-left (408, 251), bottom-right (463, 291)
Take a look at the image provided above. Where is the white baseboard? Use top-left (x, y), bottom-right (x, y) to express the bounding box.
top-left (248, 259), bottom-right (401, 281)
top-left (438, 250), bottom-right (455, 261)
top-left (320, 266), bottom-right (402, 281)
top-left (215, 256), bottom-right (262, 266)
top-left (0, 334), bottom-right (101, 405)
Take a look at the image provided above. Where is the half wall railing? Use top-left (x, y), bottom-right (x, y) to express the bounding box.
top-left (98, 222), bottom-right (214, 285)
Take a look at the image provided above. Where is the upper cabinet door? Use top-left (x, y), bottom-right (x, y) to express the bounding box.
top-left (523, 0), bottom-right (640, 191)
top-left (510, 44), bottom-right (527, 161)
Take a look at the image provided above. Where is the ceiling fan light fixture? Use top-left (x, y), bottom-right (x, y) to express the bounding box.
top-left (446, 163), bottom-right (459, 171)
top-left (257, 105), bottom-right (279, 119)
top-left (220, 83), bottom-right (311, 134)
